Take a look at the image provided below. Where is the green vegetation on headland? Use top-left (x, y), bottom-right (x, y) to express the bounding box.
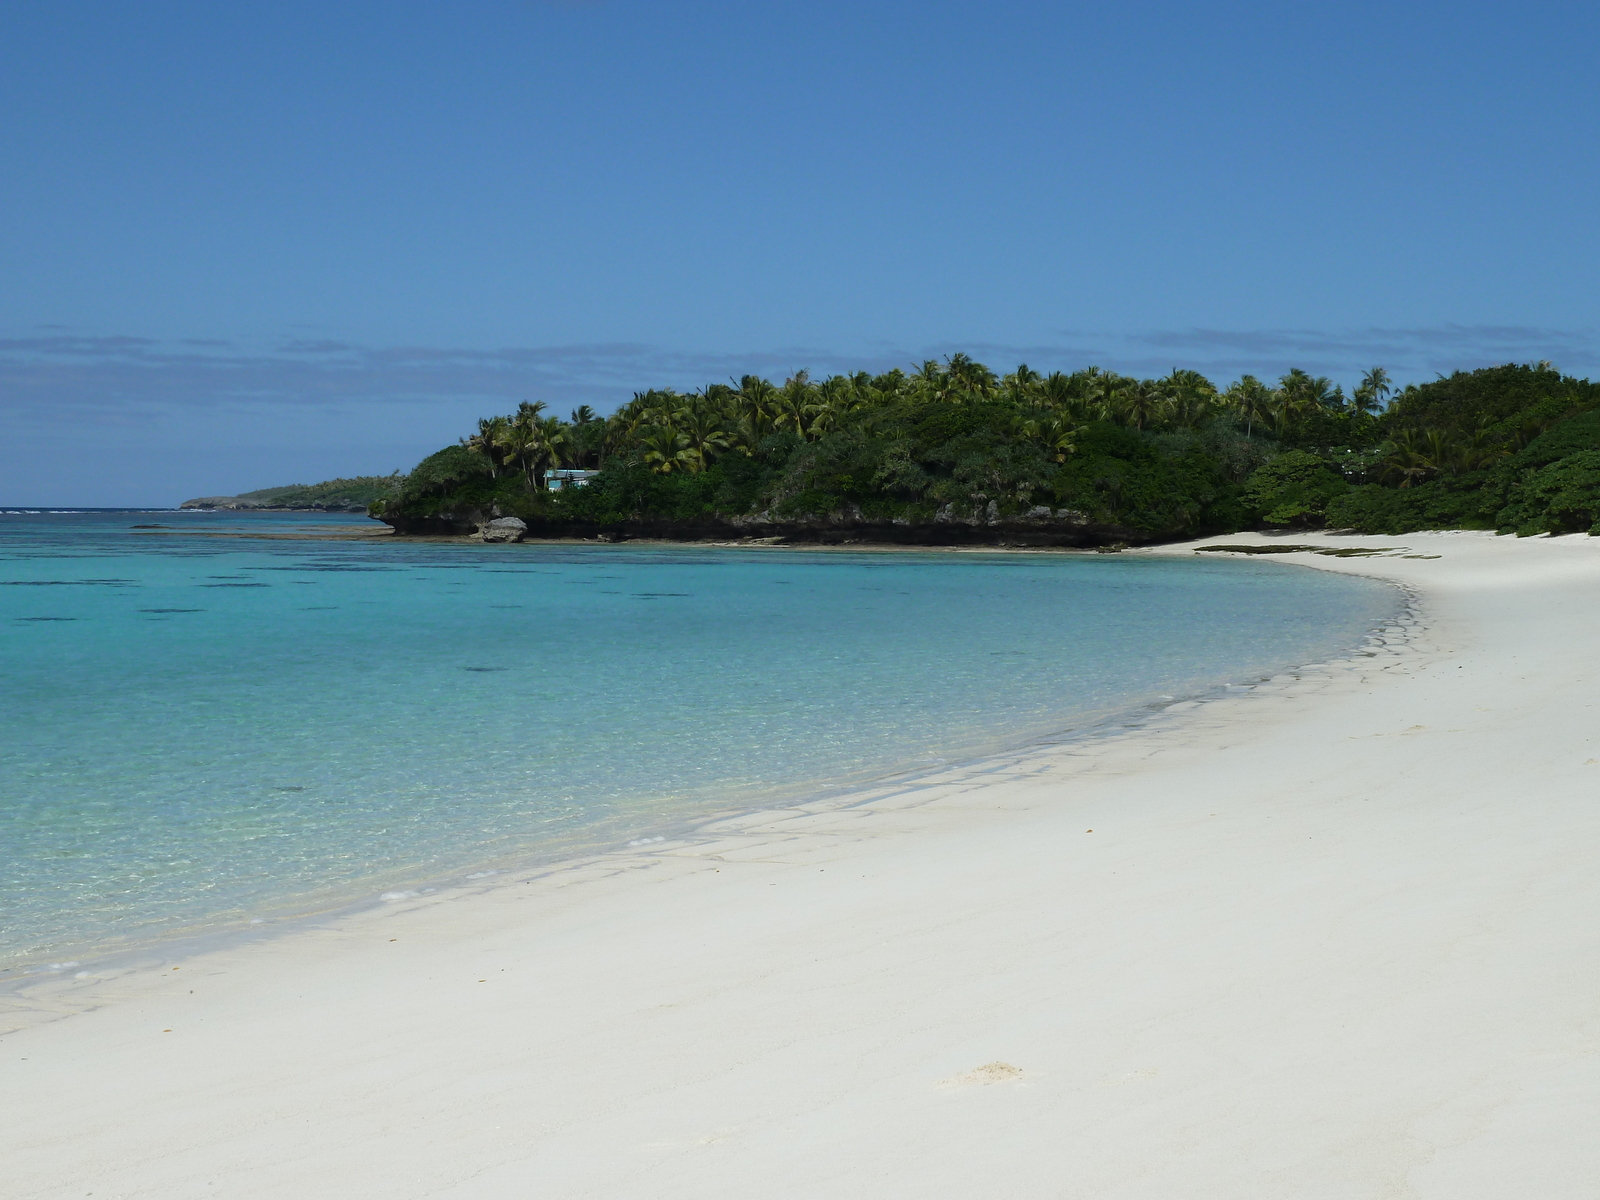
top-left (183, 475), bottom-right (403, 512)
top-left (371, 360), bottom-right (1600, 545)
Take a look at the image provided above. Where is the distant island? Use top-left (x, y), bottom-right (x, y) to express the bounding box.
top-left (182, 475), bottom-right (403, 513)
top-left (361, 359), bottom-right (1599, 546)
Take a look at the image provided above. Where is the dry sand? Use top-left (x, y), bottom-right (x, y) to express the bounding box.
top-left (5, 530), bottom-right (1599, 1198)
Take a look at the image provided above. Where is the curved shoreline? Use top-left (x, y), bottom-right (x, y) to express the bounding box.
top-left (7, 530), bottom-right (1600, 1198)
top-left (0, 557), bottom-right (1408, 994)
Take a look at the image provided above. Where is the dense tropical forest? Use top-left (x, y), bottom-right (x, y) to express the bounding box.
top-left (371, 359), bottom-right (1600, 544)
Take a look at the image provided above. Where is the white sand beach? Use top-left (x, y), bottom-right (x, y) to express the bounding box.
top-left (6, 530), bottom-right (1599, 1199)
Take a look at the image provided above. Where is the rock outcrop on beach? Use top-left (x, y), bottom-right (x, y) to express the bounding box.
top-left (478, 517), bottom-right (528, 543)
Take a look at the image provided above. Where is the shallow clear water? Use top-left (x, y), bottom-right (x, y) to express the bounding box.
top-left (0, 510), bottom-right (1398, 968)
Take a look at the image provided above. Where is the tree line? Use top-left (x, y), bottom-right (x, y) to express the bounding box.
top-left (374, 357), bottom-right (1600, 540)
top-left (454, 357), bottom-right (1401, 484)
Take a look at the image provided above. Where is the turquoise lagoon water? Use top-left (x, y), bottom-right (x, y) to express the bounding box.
top-left (1, 510), bottom-right (1399, 969)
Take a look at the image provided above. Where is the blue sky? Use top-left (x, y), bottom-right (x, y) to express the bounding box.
top-left (4, 0), bottom-right (1598, 504)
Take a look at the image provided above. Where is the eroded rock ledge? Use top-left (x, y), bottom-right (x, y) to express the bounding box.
top-left (377, 505), bottom-right (1153, 547)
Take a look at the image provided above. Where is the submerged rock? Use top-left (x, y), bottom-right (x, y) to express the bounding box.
top-left (480, 517), bottom-right (528, 543)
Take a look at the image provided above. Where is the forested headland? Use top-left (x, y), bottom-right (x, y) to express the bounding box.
top-left (371, 359), bottom-right (1600, 545)
top-left (183, 475), bottom-right (404, 512)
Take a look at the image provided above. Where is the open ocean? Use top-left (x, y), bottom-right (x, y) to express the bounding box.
top-left (1, 509), bottom-right (1399, 971)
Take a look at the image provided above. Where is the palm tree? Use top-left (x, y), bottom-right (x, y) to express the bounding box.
top-left (773, 371), bottom-right (817, 437)
top-left (1111, 380), bottom-right (1167, 430)
top-left (1224, 375), bottom-right (1275, 438)
top-left (847, 371), bottom-right (882, 409)
top-left (1457, 429), bottom-right (1511, 473)
top-left (1021, 414), bottom-right (1084, 462)
top-left (678, 407), bottom-right (730, 464)
top-left (463, 415), bottom-right (512, 477)
top-left (1379, 431), bottom-right (1438, 488)
top-left (911, 359), bottom-right (946, 400)
top-left (735, 375), bottom-right (778, 438)
top-left (1276, 369), bottom-right (1340, 421)
top-left (694, 383), bottom-right (737, 426)
top-left (871, 367), bottom-right (908, 403)
top-left (945, 353), bottom-right (997, 401)
top-left (1159, 368), bottom-right (1219, 428)
top-left (816, 374), bottom-right (864, 418)
top-left (1352, 367), bottom-right (1391, 415)
top-left (611, 392), bottom-right (657, 438)
top-left (1001, 364), bottom-right (1042, 406)
top-left (570, 404), bottom-right (597, 425)
top-left (1163, 368), bottom-right (1215, 393)
top-left (1424, 421), bottom-right (1510, 475)
top-left (498, 420), bottom-right (543, 485)
top-left (1037, 372), bottom-right (1077, 413)
top-left (600, 410), bottom-right (640, 464)
top-left (477, 401), bottom-right (558, 485)
top-left (1071, 367), bottom-right (1122, 421)
top-left (1168, 390), bottom-right (1213, 429)
top-left (639, 425), bottom-right (698, 474)
top-left (533, 416), bottom-right (571, 487)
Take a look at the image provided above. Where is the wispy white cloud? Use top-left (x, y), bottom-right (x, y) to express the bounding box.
top-left (2, 325), bottom-right (1594, 429)
top-left (0, 335), bottom-right (881, 424)
top-left (1119, 324), bottom-right (1598, 380)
